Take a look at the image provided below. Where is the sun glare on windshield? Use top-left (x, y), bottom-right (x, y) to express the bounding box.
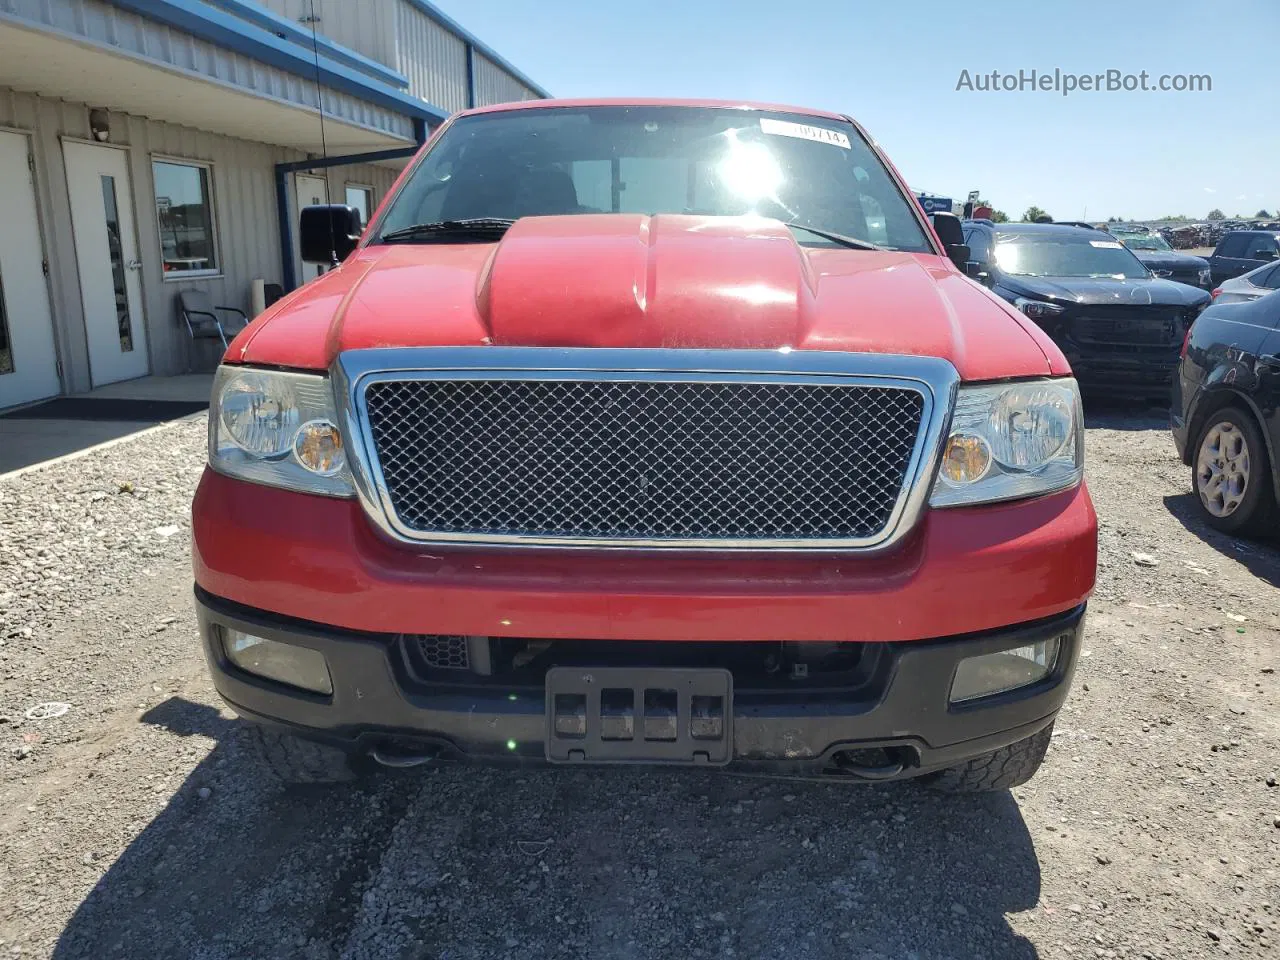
top-left (716, 129), bottom-right (786, 209)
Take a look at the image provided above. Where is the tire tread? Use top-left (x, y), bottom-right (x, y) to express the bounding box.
top-left (247, 725), bottom-right (358, 785)
top-left (924, 723), bottom-right (1054, 793)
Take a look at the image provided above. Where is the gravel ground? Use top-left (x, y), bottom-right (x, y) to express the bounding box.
top-left (1, 410), bottom-right (1278, 959)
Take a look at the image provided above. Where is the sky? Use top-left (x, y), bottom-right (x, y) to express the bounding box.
top-left (431, 0), bottom-right (1277, 222)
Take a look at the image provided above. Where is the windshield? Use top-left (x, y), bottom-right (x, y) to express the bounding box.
top-left (1121, 234), bottom-right (1173, 252)
top-left (994, 235), bottom-right (1151, 279)
top-left (375, 106), bottom-right (933, 252)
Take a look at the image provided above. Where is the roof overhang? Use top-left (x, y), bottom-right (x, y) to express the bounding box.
top-left (0, 18), bottom-right (406, 154)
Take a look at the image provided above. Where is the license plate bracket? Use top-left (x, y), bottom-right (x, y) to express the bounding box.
top-left (545, 666), bottom-right (733, 765)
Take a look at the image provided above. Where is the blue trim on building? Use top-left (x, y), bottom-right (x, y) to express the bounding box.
top-left (201, 0), bottom-right (411, 89)
top-left (111, 0), bottom-right (449, 125)
top-left (464, 43), bottom-right (476, 109)
top-left (402, 0), bottom-right (550, 99)
top-left (275, 165), bottom-right (294, 294)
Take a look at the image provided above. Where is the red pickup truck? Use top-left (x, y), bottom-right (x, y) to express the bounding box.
top-left (192, 99), bottom-right (1096, 791)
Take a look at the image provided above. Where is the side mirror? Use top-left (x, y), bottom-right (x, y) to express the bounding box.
top-left (300, 204), bottom-right (362, 264)
top-left (930, 212), bottom-right (971, 271)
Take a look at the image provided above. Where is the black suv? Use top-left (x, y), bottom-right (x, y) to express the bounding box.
top-left (1114, 232), bottom-right (1211, 289)
top-left (962, 221), bottom-right (1211, 396)
top-left (1172, 291), bottom-right (1280, 534)
top-left (1208, 230), bottom-right (1280, 287)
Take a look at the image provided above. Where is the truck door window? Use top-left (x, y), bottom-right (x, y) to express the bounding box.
top-left (617, 157), bottom-right (688, 214)
top-left (965, 228), bottom-right (991, 265)
top-left (570, 160), bottom-right (612, 212)
top-left (1217, 234), bottom-right (1249, 258)
top-left (1245, 235), bottom-right (1279, 259)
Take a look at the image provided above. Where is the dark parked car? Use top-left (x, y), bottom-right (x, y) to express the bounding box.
top-left (1172, 291), bottom-right (1280, 534)
top-left (962, 221), bottom-right (1211, 395)
top-left (1116, 232), bottom-right (1211, 288)
top-left (1208, 230), bottom-right (1280, 287)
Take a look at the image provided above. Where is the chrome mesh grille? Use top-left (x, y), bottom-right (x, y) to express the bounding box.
top-left (362, 378), bottom-right (925, 545)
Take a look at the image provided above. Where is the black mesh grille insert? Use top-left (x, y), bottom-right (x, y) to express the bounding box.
top-left (363, 378), bottom-right (925, 543)
top-left (407, 634), bottom-right (470, 670)
top-left (1073, 311), bottom-right (1179, 347)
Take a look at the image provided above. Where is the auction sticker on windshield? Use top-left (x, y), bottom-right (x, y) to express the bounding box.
top-left (1089, 240), bottom-right (1124, 248)
top-left (759, 118), bottom-right (851, 149)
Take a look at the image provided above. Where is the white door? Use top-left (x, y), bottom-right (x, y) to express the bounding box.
top-left (296, 174), bottom-right (329, 282)
top-left (64, 141), bottom-right (148, 386)
top-left (0, 131), bottom-right (60, 409)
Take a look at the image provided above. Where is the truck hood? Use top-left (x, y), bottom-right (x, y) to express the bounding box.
top-left (1129, 251), bottom-right (1209, 271)
top-left (234, 214), bottom-right (1064, 380)
top-left (998, 273), bottom-right (1212, 308)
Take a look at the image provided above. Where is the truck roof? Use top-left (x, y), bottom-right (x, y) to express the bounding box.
top-left (460, 97), bottom-right (850, 123)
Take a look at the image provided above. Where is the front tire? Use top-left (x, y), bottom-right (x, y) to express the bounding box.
top-left (247, 725), bottom-right (365, 785)
top-left (1192, 407), bottom-right (1275, 536)
top-left (923, 723), bottom-right (1054, 793)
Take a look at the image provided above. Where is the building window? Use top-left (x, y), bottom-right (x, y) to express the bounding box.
top-left (100, 176), bottom-right (134, 352)
top-left (153, 160), bottom-right (218, 277)
top-left (345, 185), bottom-right (373, 227)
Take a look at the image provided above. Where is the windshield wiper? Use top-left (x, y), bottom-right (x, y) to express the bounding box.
top-left (379, 218), bottom-right (516, 243)
top-left (784, 223), bottom-right (888, 252)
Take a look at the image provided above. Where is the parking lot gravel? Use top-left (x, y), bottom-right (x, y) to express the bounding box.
top-left (1, 409), bottom-right (1278, 959)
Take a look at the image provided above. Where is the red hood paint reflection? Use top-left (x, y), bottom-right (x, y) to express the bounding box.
top-left (230, 214), bottom-right (1066, 380)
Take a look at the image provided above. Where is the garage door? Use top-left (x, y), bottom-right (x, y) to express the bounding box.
top-left (0, 130), bottom-right (60, 410)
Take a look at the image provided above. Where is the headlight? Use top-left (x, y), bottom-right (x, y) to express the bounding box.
top-left (1012, 297), bottom-right (1066, 320)
top-left (209, 366), bottom-right (353, 496)
top-left (930, 379), bottom-right (1083, 507)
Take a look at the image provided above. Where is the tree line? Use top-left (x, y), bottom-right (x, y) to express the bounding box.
top-left (977, 206), bottom-right (1275, 224)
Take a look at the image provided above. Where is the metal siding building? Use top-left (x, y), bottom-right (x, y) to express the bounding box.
top-left (473, 52), bottom-right (542, 104)
top-left (0, 0), bottom-right (548, 408)
top-left (395, 1), bottom-right (471, 113)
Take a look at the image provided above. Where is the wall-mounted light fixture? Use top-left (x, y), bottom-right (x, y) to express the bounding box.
top-left (89, 108), bottom-right (110, 142)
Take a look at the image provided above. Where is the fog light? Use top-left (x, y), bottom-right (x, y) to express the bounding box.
top-left (950, 637), bottom-right (1060, 703)
top-left (293, 419), bottom-right (345, 476)
top-left (222, 628), bottom-right (332, 695)
top-left (940, 433), bottom-right (992, 484)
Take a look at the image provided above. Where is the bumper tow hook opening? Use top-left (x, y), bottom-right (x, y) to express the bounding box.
top-left (827, 748), bottom-right (909, 781)
top-left (370, 742), bottom-right (443, 769)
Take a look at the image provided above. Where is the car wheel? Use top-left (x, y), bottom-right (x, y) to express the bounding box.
top-left (1192, 408), bottom-right (1276, 535)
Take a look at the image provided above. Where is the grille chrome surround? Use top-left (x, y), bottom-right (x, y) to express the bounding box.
top-left (335, 348), bottom-right (959, 551)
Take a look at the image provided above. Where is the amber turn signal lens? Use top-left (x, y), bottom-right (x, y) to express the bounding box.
top-left (293, 420), bottom-right (345, 476)
top-left (940, 433), bottom-right (992, 484)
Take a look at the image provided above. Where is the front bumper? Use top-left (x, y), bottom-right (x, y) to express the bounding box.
top-left (1060, 348), bottom-right (1181, 395)
top-left (192, 469), bottom-right (1097, 643)
top-left (197, 589), bottom-right (1086, 779)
